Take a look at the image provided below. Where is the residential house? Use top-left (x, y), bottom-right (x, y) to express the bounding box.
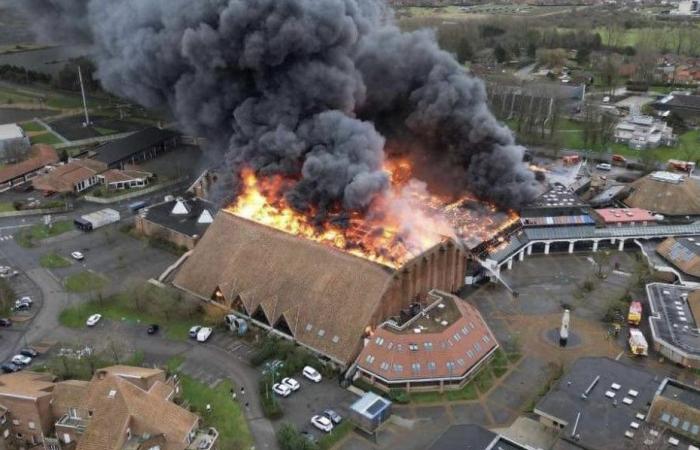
top-left (0, 366), bottom-right (218, 450)
top-left (32, 159), bottom-right (107, 194)
top-left (613, 115), bottom-right (675, 149)
top-left (98, 168), bottom-right (153, 191)
top-left (0, 145), bottom-right (59, 189)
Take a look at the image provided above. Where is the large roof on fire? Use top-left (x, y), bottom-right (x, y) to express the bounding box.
top-left (173, 210), bottom-right (400, 365)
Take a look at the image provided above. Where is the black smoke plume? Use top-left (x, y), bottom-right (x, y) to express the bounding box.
top-left (15, 0), bottom-right (538, 211)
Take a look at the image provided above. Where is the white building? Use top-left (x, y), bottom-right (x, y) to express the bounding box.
top-left (614, 115), bottom-right (676, 150)
top-left (0, 123), bottom-right (30, 159)
top-left (672, 0), bottom-right (700, 15)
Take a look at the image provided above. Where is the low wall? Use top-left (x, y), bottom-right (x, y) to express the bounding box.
top-left (0, 206), bottom-right (71, 218)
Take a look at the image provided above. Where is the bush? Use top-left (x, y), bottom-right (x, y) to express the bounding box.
top-left (259, 376), bottom-right (283, 420)
top-left (388, 388), bottom-right (409, 404)
top-left (277, 423), bottom-right (318, 450)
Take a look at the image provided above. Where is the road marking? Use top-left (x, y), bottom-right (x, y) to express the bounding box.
top-left (615, 351), bottom-right (624, 360)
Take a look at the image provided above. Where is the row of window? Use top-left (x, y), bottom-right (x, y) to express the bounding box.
top-left (659, 412), bottom-right (700, 435)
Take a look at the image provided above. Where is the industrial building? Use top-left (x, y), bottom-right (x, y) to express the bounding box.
top-left (173, 210), bottom-right (470, 368)
top-left (0, 123), bottom-right (29, 159)
top-left (93, 127), bottom-right (178, 169)
top-left (646, 283), bottom-right (700, 368)
top-left (355, 290), bottom-right (498, 393)
top-left (134, 197), bottom-right (216, 250)
top-left (624, 171), bottom-right (700, 216)
top-left (595, 208), bottom-right (658, 227)
top-left (648, 378), bottom-right (700, 443)
top-left (534, 357), bottom-right (679, 449)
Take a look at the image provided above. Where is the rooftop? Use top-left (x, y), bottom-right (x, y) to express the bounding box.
top-left (0, 123), bottom-right (24, 140)
top-left (534, 357), bottom-right (662, 450)
top-left (646, 283), bottom-right (700, 358)
top-left (0, 371), bottom-right (55, 399)
top-left (356, 291), bottom-right (498, 382)
top-left (349, 391), bottom-right (391, 420)
top-left (142, 197), bottom-right (217, 239)
top-left (658, 378), bottom-right (700, 411)
top-left (527, 184), bottom-right (586, 209)
top-left (624, 172), bottom-right (700, 216)
top-left (596, 208), bottom-right (657, 224)
top-left (94, 127), bottom-right (177, 166)
top-left (32, 159), bottom-right (107, 193)
top-left (657, 237), bottom-right (700, 278)
top-left (0, 144), bottom-right (59, 184)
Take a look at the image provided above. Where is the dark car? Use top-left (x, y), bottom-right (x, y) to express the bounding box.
top-left (323, 409), bottom-right (342, 424)
top-left (147, 324), bottom-right (160, 335)
top-left (0, 318), bottom-right (11, 327)
top-left (1, 362), bottom-right (20, 373)
top-left (19, 348), bottom-right (39, 358)
top-left (13, 302), bottom-right (30, 312)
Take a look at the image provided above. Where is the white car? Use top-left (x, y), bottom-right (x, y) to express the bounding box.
top-left (15, 297), bottom-right (32, 309)
top-left (272, 382), bottom-right (292, 397)
top-left (71, 251), bottom-right (84, 261)
top-left (281, 377), bottom-right (300, 391)
top-left (311, 415), bottom-right (333, 433)
top-left (189, 325), bottom-right (202, 338)
top-left (196, 327), bottom-right (213, 342)
top-left (11, 354), bottom-right (31, 366)
top-left (302, 366), bottom-right (322, 383)
top-left (86, 314), bottom-right (102, 327)
top-left (596, 163), bottom-right (612, 171)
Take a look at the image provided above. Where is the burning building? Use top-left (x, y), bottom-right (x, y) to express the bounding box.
top-left (174, 210), bottom-right (469, 367)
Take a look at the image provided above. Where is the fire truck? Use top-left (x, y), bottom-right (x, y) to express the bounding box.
top-left (629, 329), bottom-right (648, 356)
top-left (562, 154), bottom-right (581, 166)
top-left (628, 301), bottom-right (642, 326)
top-left (668, 159), bottom-right (696, 174)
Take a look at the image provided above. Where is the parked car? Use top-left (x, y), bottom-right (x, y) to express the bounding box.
top-left (17, 296), bottom-right (32, 306)
top-left (189, 325), bottom-right (202, 338)
top-left (14, 297), bottom-right (32, 309)
top-left (272, 383), bottom-right (292, 397)
top-left (302, 366), bottom-right (322, 383)
top-left (1, 362), bottom-right (20, 373)
top-left (11, 354), bottom-right (31, 366)
top-left (311, 415), bottom-right (333, 433)
top-left (19, 348), bottom-right (39, 358)
top-left (86, 314), bottom-right (102, 327)
top-left (71, 251), bottom-right (85, 261)
top-left (281, 377), bottom-right (300, 392)
top-left (196, 327), bottom-right (213, 342)
top-left (596, 162), bottom-right (612, 171)
top-left (13, 302), bottom-right (31, 312)
top-left (147, 324), bottom-right (160, 335)
top-left (323, 409), bottom-right (342, 424)
top-left (0, 318), bottom-right (11, 327)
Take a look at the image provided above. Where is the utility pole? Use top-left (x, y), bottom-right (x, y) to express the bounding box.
top-left (78, 66), bottom-right (91, 127)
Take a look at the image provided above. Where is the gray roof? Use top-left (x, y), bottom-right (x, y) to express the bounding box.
top-left (94, 127), bottom-right (177, 166)
top-left (427, 424), bottom-right (530, 450)
top-left (658, 378), bottom-right (700, 410)
top-left (646, 283), bottom-right (700, 358)
top-left (142, 197), bottom-right (216, 239)
top-left (535, 357), bottom-right (662, 450)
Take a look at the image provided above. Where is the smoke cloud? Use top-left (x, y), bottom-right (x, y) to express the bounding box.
top-left (15, 0), bottom-right (538, 211)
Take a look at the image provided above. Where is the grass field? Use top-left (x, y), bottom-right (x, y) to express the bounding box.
top-left (0, 202), bottom-right (15, 213)
top-left (59, 290), bottom-right (201, 340)
top-left (39, 252), bottom-right (72, 269)
top-left (16, 220), bottom-right (73, 248)
top-left (19, 121), bottom-right (46, 133)
top-left (64, 271), bottom-right (108, 293)
top-left (179, 376), bottom-right (254, 450)
top-left (30, 132), bottom-right (62, 145)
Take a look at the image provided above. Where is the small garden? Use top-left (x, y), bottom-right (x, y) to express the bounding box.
top-left (64, 271), bottom-right (108, 293)
top-left (16, 220), bottom-right (73, 248)
top-left (39, 252), bottom-right (72, 269)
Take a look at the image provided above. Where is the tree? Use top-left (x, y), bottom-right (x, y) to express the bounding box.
top-left (527, 41), bottom-right (537, 59)
top-left (537, 48), bottom-right (567, 68)
top-left (455, 37), bottom-right (474, 64)
top-left (599, 55), bottom-right (620, 95)
top-left (276, 423), bottom-right (318, 450)
top-left (494, 44), bottom-right (507, 63)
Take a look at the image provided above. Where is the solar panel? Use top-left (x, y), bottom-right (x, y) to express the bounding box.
top-left (366, 399), bottom-right (388, 416)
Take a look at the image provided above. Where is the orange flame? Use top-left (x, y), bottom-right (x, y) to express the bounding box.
top-left (227, 159), bottom-right (520, 268)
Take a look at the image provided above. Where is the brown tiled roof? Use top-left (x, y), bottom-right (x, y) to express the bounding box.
top-left (0, 371), bottom-right (55, 399)
top-left (100, 168), bottom-right (152, 184)
top-left (656, 237), bottom-right (700, 277)
top-left (52, 380), bottom-right (89, 414)
top-left (76, 368), bottom-right (197, 450)
top-left (32, 159), bottom-right (107, 193)
top-left (148, 380), bottom-right (174, 400)
top-left (356, 292), bottom-right (498, 381)
top-left (688, 290), bottom-right (700, 325)
top-left (0, 144), bottom-right (59, 184)
top-left (174, 211), bottom-right (396, 366)
top-left (625, 175), bottom-right (700, 215)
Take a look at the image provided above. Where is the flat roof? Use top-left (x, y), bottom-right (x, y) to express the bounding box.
top-left (646, 283), bottom-right (700, 358)
top-left (659, 378), bottom-right (700, 410)
top-left (534, 357), bottom-right (661, 450)
top-left (0, 123), bottom-right (24, 140)
top-left (596, 208), bottom-right (657, 224)
top-left (350, 391), bottom-right (391, 419)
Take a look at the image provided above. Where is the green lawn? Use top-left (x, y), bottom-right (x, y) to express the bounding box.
top-left (0, 202), bottom-right (15, 213)
top-left (179, 376), bottom-right (254, 450)
top-left (30, 132), bottom-right (62, 145)
top-left (39, 252), bottom-right (72, 269)
top-left (20, 121), bottom-right (46, 133)
top-left (94, 127), bottom-right (117, 136)
top-left (59, 289), bottom-right (202, 340)
top-left (16, 220), bottom-right (74, 248)
top-left (64, 271), bottom-right (108, 293)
